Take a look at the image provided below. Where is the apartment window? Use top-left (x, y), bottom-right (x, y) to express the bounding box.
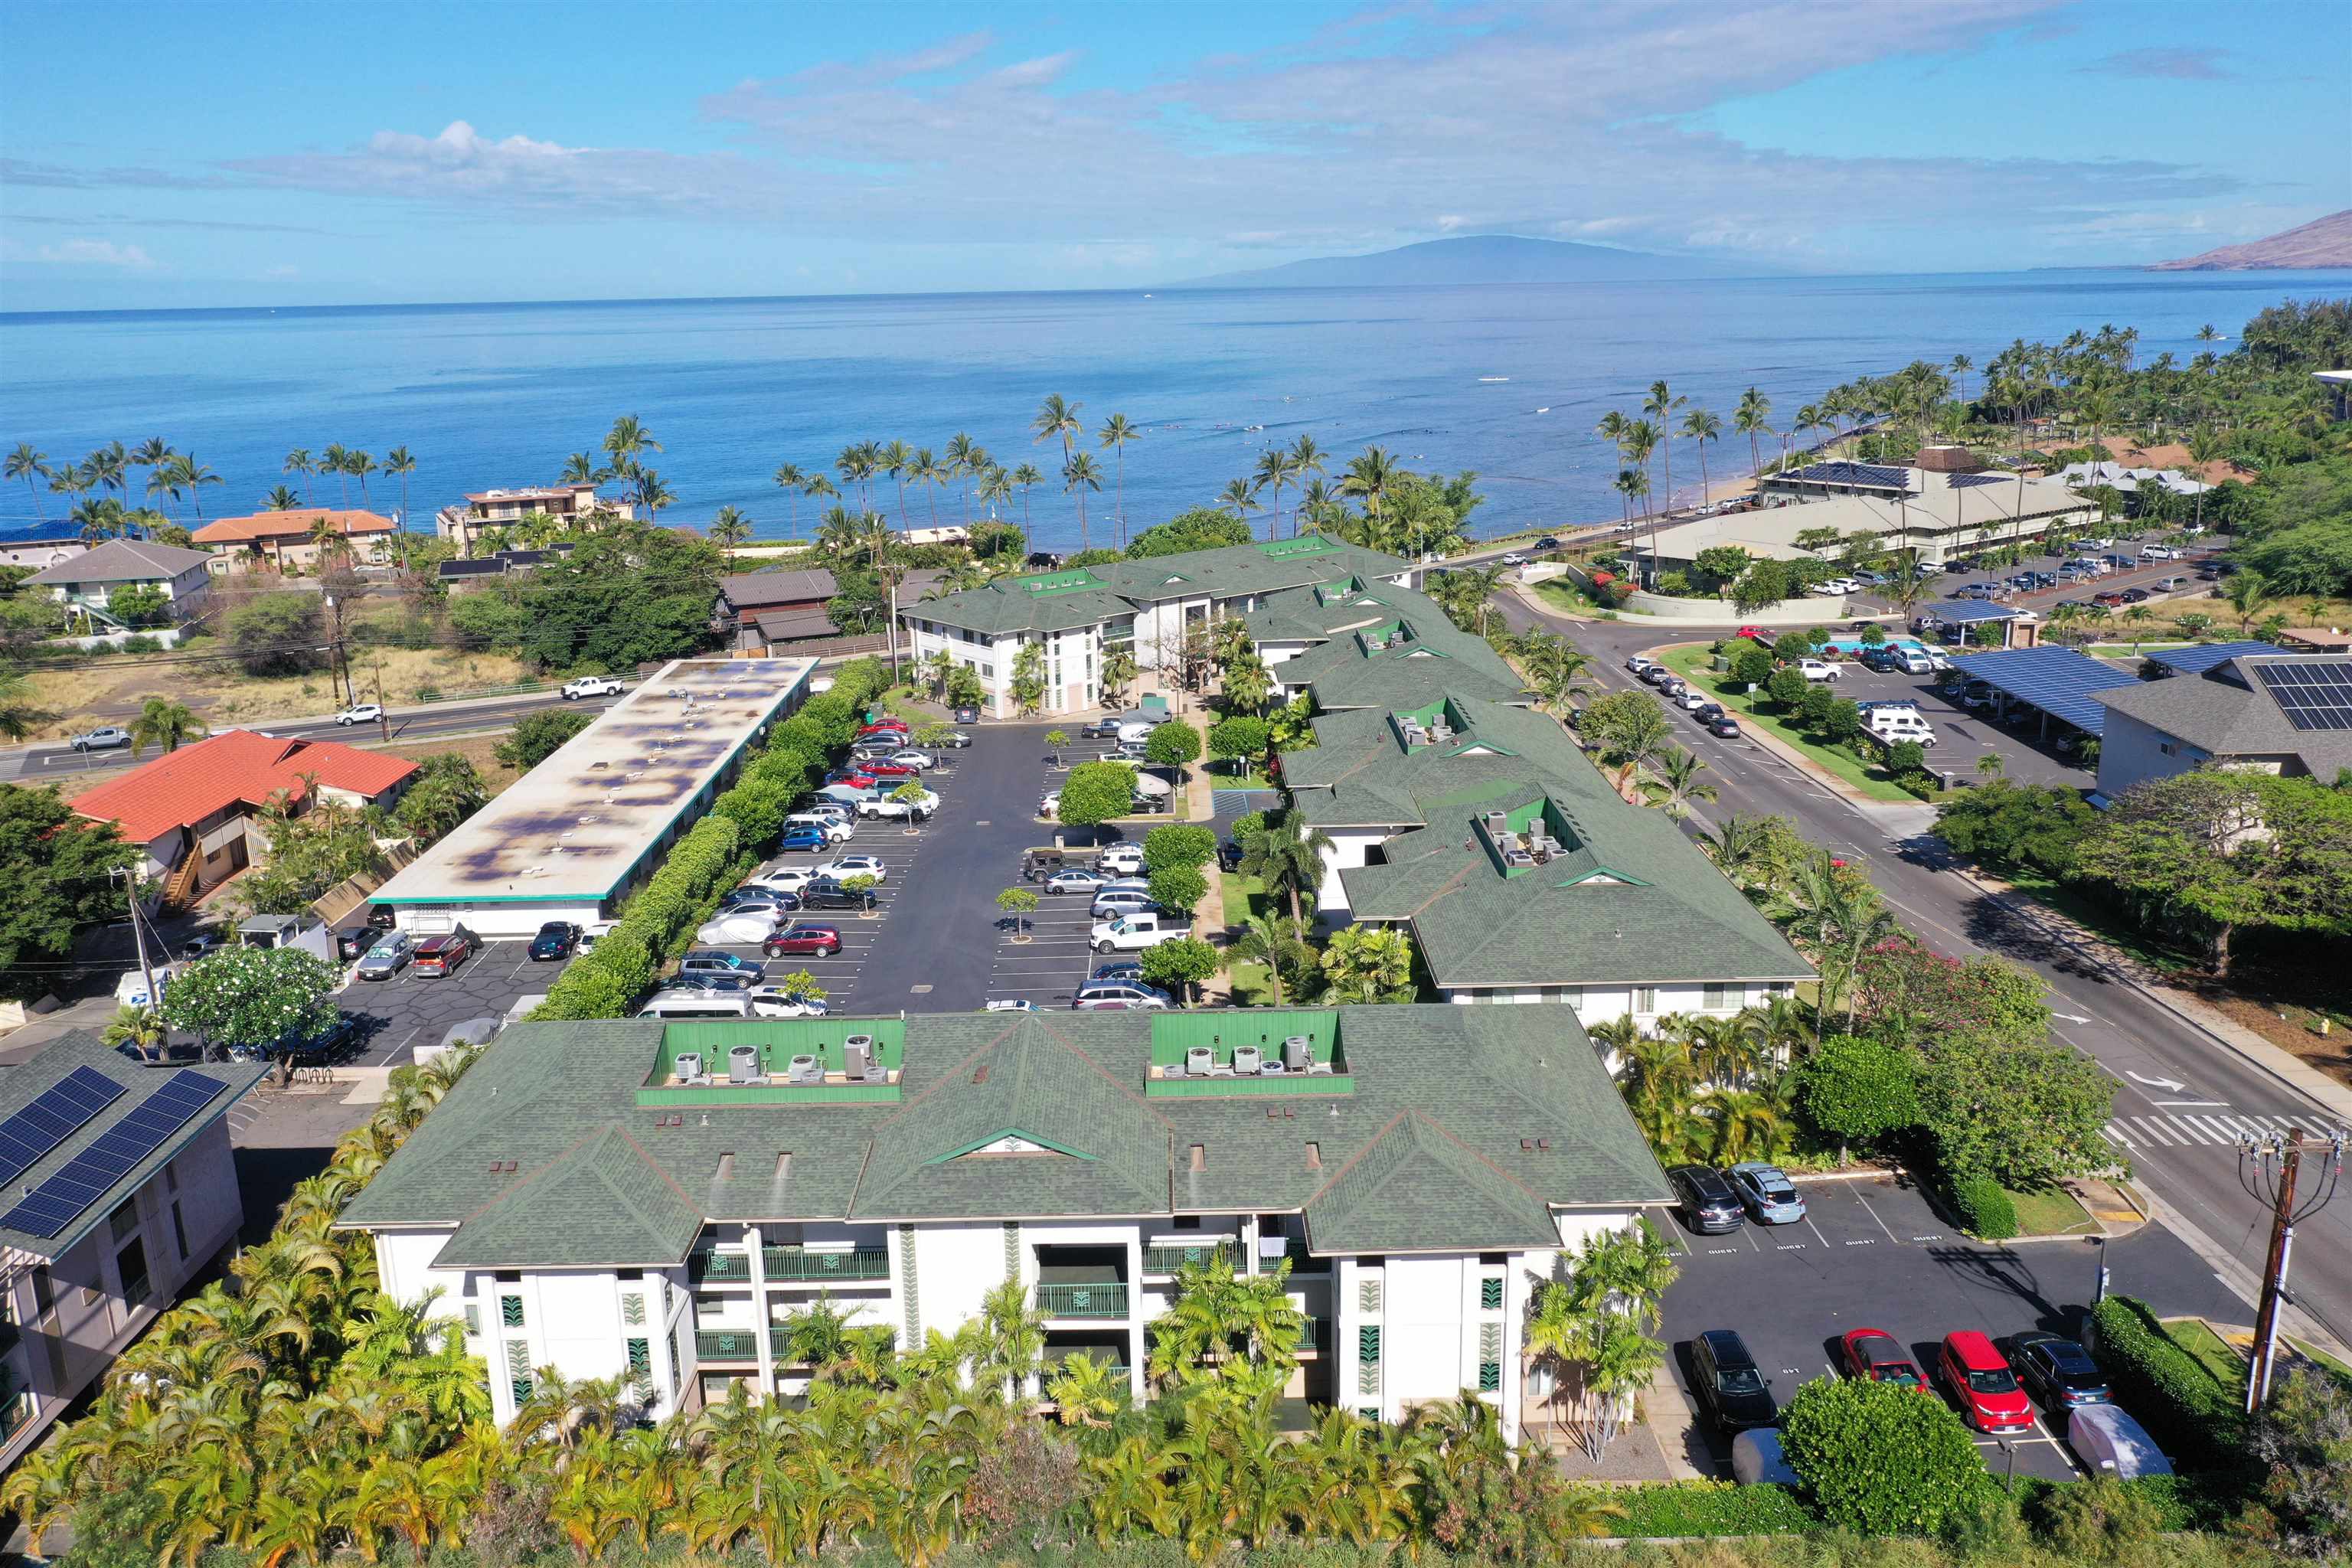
top-left (626, 1337), bottom-right (652, 1380)
top-left (464, 1305), bottom-right (481, 1336)
top-left (1632, 986), bottom-right (1658, 1013)
top-left (1480, 1277), bottom-right (1504, 1312)
top-left (169, 1201), bottom-right (188, 1262)
top-left (507, 1342), bottom-right (534, 1405)
top-left (116, 1237), bottom-right (150, 1309)
top-left (500, 1295), bottom-right (525, 1328)
top-left (2158, 742), bottom-right (2175, 756)
top-left (108, 1202), bottom-right (139, 1244)
top-left (1702, 982), bottom-right (1737, 1010)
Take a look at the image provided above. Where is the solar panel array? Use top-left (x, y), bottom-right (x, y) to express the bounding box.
top-left (0, 1070), bottom-right (224, 1240)
top-left (1949, 647), bottom-right (2138, 737)
top-left (0, 1066), bottom-right (126, 1191)
top-left (1785, 461), bottom-right (1915, 491)
top-left (2253, 659), bottom-right (2352, 732)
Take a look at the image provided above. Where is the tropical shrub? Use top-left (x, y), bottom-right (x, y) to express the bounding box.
top-left (1945, 1173), bottom-right (2017, 1240)
top-left (1791, 1034), bottom-right (1920, 1152)
top-left (2086, 1294), bottom-right (2248, 1473)
top-left (1606, 1478), bottom-right (1814, 1537)
top-left (1779, 1373), bottom-right (1987, 1536)
top-left (1142, 823), bottom-right (1217, 872)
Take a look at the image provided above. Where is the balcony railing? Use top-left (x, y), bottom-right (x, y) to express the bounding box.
top-left (690, 1251), bottom-right (754, 1285)
top-left (1034, 1281), bottom-right (1129, 1319)
top-left (1297, 1318), bottom-right (1321, 1349)
top-left (1142, 1241), bottom-right (1236, 1275)
top-left (694, 1328), bottom-right (763, 1361)
top-left (763, 1246), bottom-right (890, 1282)
top-left (1048, 1361), bottom-right (1130, 1383)
top-left (1255, 1241), bottom-right (1321, 1273)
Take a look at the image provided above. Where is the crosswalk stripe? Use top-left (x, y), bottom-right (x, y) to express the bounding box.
top-left (2177, 1116), bottom-right (2220, 1145)
top-left (2102, 1122), bottom-right (2136, 1147)
top-left (2136, 1116), bottom-right (2190, 1145)
top-left (2188, 1115), bottom-right (2243, 1144)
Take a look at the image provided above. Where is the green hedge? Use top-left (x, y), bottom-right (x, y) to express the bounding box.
top-left (1948, 1174), bottom-right (2018, 1240)
top-left (2010, 1471), bottom-right (2238, 1533)
top-left (1606, 1479), bottom-right (1815, 1537)
top-left (2086, 1295), bottom-right (2249, 1475)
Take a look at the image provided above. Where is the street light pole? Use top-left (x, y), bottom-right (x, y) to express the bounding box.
top-left (2237, 1125), bottom-right (2347, 1415)
top-left (109, 866), bottom-right (159, 1059)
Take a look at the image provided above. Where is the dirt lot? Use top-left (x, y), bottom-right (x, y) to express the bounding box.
top-left (2207, 994), bottom-right (2352, 1093)
top-left (364, 733), bottom-right (524, 799)
top-left (20, 644), bottom-right (534, 738)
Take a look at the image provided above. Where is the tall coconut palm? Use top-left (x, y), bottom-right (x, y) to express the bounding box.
top-left (1679, 407), bottom-right (1721, 508)
top-left (1097, 413), bottom-right (1139, 547)
top-left (1288, 433), bottom-right (1326, 495)
top-left (319, 443), bottom-right (353, 508)
top-left (165, 454), bottom-right (222, 517)
top-left (1338, 446), bottom-right (1402, 544)
top-left (1221, 910), bottom-right (1308, 1005)
top-left (560, 450), bottom-right (606, 487)
top-left (799, 472), bottom-right (838, 534)
top-left (602, 414), bottom-right (660, 479)
top-left (1638, 746), bottom-right (1717, 818)
top-left (1062, 452), bottom-right (1103, 551)
top-left (1612, 468), bottom-right (1648, 561)
top-left (1643, 381), bottom-right (1686, 512)
top-left (909, 447), bottom-right (947, 528)
top-left (130, 437), bottom-right (175, 512)
top-left (629, 466), bottom-right (674, 524)
top-left (280, 447), bottom-right (315, 508)
top-left (1217, 476), bottom-right (1264, 528)
top-left (1009, 462), bottom-right (1044, 530)
top-left (1732, 387), bottom-right (1771, 485)
top-left (82, 441), bottom-right (129, 508)
top-left (815, 505), bottom-right (864, 563)
top-left (707, 505), bottom-right (752, 570)
top-left (344, 450), bottom-right (378, 513)
top-left (877, 439), bottom-right (914, 527)
top-left (3, 443), bottom-right (50, 521)
top-left (381, 445), bottom-right (416, 532)
top-left (263, 485), bottom-right (303, 511)
top-left (1236, 812), bottom-right (1334, 939)
top-left (943, 432), bottom-right (982, 520)
top-left (1031, 393), bottom-right (1083, 484)
top-left (770, 462), bottom-right (805, 537)
top-left (1948, 353), bottom-right (1975, 407)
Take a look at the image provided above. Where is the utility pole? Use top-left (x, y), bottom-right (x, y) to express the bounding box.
top-left (110, 866), bottom-right (160, 1061)
top-left (371, 660), bottom-right (390, 743)
top-left (2236, 1125), bottom-right (2348, 1414)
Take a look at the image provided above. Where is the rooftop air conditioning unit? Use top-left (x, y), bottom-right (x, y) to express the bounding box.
top-left (843, 1036), bottom-right (872, 1080)
top-left (786, 1054), bottom-right (823, 1086)
top-left (1232, 1045), bottom-right (1262, 1076)
top-left (1207, 1064), bottom-right (1236, 1078)
top-left (727, 1045), bottom-right (763, 1084)
top-left (1282, 1034), bottom-right (1312, 1071)
top-left (1259, 1060), bottom-right (1287, 1075)
top-left (673, 1052), bottom-right (707, 1083)
top-left (1186, 1047), bottom-right (1214, 1076)
top-left (1306, 1062), bottom-right (1335, 1076)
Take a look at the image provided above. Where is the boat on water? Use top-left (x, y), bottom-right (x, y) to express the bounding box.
top-left (1536, 407), bottom-right (1551, 414)
top-left (1478, 376), bottom-right (1510, 383)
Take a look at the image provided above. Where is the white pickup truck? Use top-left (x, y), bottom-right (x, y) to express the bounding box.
top-left (560, 675), bottom-right (626, 700)
top-left (1089, 912), bottom-right (1187, 955)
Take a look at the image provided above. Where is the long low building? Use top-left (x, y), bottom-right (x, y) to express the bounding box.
top-left (1280, 692), bottom-right (1811, 1020)
top-left (338, 1004), bottom-right (1674, 1441)
top-left (370, 658), bottom-right (816, 937)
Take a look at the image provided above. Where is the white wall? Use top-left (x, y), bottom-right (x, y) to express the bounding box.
top-left (1440, 982), bottom-right (1793, 1034)
top-left (2094, 709), bottom-right (2196, 800)
top-left (1314, 829), bottom-right (1389, 923)
top-left (394, 899), bottom-right (609, 939)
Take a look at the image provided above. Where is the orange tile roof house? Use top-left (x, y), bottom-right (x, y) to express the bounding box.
top-left (70, 730), bottom-right (420, 900)
top-left (193, 508), bottom-right (397, 573)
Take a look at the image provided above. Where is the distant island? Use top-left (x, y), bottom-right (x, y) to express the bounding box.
top-left (2146, 210), bottom-right (2352, 271)
top-left (1165, 234), bottom-right (1762, 289)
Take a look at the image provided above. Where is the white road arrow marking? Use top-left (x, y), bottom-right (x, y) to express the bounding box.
top-left (2052, 1013), bottom-right (2094, 1024)
top-left (2128, 1070), bottom-right (2188, 1093)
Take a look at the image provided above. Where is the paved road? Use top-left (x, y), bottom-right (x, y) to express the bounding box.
top-left (11, 689), bottom-right (628, 781)
top-left (1504, 592), bottom-right (2352, 1350)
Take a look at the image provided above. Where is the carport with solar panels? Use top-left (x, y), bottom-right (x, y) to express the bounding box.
top-left (1949, 645), bottom-right (2140, 744)
top-left (1919, 599), bottom-right (2031, 649)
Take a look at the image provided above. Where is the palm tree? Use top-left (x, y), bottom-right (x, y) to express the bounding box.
top-left (814, 505), bottom-right (863, 564)
top-left (707, 505), bottom-right (752, 570)
top-left (1216, 476), bottom-right (1263, 527)
top-left (5, 443), bottom-right (51, 521)
top-left (1008, 462), bottom-right (1044, 531)
top-left (943, 431), bottom-right (982, 520)
top-left (1252, 446), bottom-right (1298, 538)
top-left (1222, 910), bottom-right (1307, 1004)
top-left (1639, 746), bottom-right (1717, 818)
top-left (560, 449), bottom-right (607, 487)
top-left (1338, 446), bottom-right (1402, 544)
top-left (1236, 812), bottom-right (1334, 939)
top-left (602, 414), bottom-right (661, 477)
top-left (877, 439), bottom-right (913, 527)
top-left (382, 446), bottom-right (416, 532)
top-left (2224, 569), bottom-right (2275, 636)
top-left (1062, 452), bottom-right (1103, 552)
top-left (1679, 407), bottom-right (1721, 508)
top-left (799, 472), bottom-right (838, 536)
top-left (1097, 413), bottom-right (1139, 547)
top-left (262, 485), bottom-right (303, 511)
top-left (1612, 468), bottom-right (1648, 568)
top-left (272, 448), bottom-right (310, 510)
top-left (1948, 353), bottom-right (1975, 407)
top-left (1643, 381), bottom-right (1687, 511)
top-left (83, 441), bottom-right (129, 508)
top-left (129, 437), bottom-right (175, 513)
top-left (629, 466), bottom-right (675, 524)
top-left (909, 447), bottom-right (946, 528)
top-left (1620, 418), bottom-right (1661, 564)
top-left (1288, 433), bottom-right (1326, 497)
top-left (1733, 387), bottom-right (1772, 485)
top-left (770, 462), bottom-right (805, 537)
top-left (320, 443), bottom-right (353, 508)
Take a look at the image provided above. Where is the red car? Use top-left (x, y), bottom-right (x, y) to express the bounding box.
top-left (828, 769), bottom-right (880, 790)
top-left (1939, 1331), bottom-right (2034, 1433)
top-left (859, 759), bottom-right (919, 779)
top-left (763, 924), bottom-right (843, 957)
top-left (410, 932), bottom-right (475, 977)
top-left (1841, 1328), bottom-right (1929, 1393)
top-left (1735, 624), bottom-right (1769, 642)
top-left (856, 720), bottom-right (910, 737)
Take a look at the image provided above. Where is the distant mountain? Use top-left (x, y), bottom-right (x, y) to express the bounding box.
top-left (1165, 234), bottom-right (1763, 289)
top-left (2146, 211), bottom-right (2352, 271)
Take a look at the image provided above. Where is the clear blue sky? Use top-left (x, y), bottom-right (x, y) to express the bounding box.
top-left (3, 0), bottom-right (2345, 310)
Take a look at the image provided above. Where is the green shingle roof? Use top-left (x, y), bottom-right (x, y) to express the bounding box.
top-left (906, 537), bottom-right (1414, 638)
top-left (1283, 695), bottom-right (1813, 990)
top-left (1268, 584), bottom-right (1530, 712)
top-left (341, 1004), bottom-right (1673, 1266)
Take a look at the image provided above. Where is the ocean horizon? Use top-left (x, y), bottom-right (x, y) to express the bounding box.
top-left (5, 268), bottom-right (2347, 551)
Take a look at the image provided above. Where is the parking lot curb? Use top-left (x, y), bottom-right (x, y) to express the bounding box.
top-left (1635, 640), bottom-right (1909, 815)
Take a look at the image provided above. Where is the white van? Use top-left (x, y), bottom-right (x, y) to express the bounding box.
top-left (815, 782), bottom-right (874, 808)
top-left (785, 812), bottom-right (854, 842)
top-left (1868, 710), bottom-right (1938, 746)
top-left (2066, 1403), bottom-right (2171, 1478)
top-left (635, 992), bottom-right (753, 1021)
top-left (1115, 720), bottom-right (1159, 744)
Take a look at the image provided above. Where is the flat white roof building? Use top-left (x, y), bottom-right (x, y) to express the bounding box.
top-left (372, 657), bottom-right (816, 937)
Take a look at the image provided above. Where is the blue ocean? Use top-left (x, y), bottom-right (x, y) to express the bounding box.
top-left (4, 270), bottom-right (2346, 550)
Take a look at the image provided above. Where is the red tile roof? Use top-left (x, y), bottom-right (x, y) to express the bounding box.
top-left (194, 508), bottom-right (394, 544)
top-left (68, 730), bottom-right (419, 844)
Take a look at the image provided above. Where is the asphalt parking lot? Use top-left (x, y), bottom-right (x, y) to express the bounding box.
top-left (1793, 660), bottom-right (2091, 789)
top-left (1658, 1170), bottom-right (2247, 1483)
top-left (335, 936), bottom-right (566, 1066)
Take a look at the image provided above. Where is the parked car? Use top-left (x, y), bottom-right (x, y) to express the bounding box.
top-left (1666, 1165), bottom-right (1745, 1234)
top-left (1692, 701), bottom-right (1724, 723)
top-left (1626, 655), bottom-right (1656, 675)
top-left (887, 749), bottom-right (936, 769)
top-left (1796, 659), bottom-right (1839, 682)
top-left (410, 932), bottom-right (475, 977)
top-left (748, 987), bottom-right (829, 1019)
top-left (70, 726), bottom-right (132, 752)
top-left (1690, 1330), bottom-right (1779, 1434)
top-left (1840, 1328), bottom-right (1929, 1391)
top-left (1089, 887), bottom-right (1159, 919)
top-left (679, 950), bottom-right (765, 984)
top-left (178, 929), bottom-right (227, 962)
top-left (796, 879), bottom-right (877, 913)
top-left (1072, 996), bottom-right (1158, 1011)
top-left (2009, 1332), bottom-right (2110, 1412)
top-left (2139, 544), bottom-right (2180, 560)
top-left (1217, 838), bottom-right (1246, 872)
top-left (1674, 688), bottom-right (1709, 712)
top-left (1728, 1162), bottom-right (1806, 1223)
top-left (560, 675), bottom-right (626, 699)
top-left (984, 998), bottom-right (1038, 1012)
top-left (2118, 587), bottom-right (2151, 603)
top-left (335, 702), bottom-right (384, 727)
top-left (2066, 1402), bottom-right (2171, 1478)
top-left (528, 921), bottom-right (581, 961)
top-left (1536, 535), bottom-right (1560, 550)
top-left (762, 924), bottom-right (844, 958)
top-left (333, 923), bottom-right (377, 960)
top-left (936, 728), bottom-right (974, 747)
top-left (782, 814), bottom-right (854, 844)
top-left (858, 789), bottom-right (938, 822)
top-left (2092, 590), bottom-right (2127, 607)
top-left (777, 826), bottom-right (833, 853)
top-left (696, 911), bottom-right (783, 946)
top-left (1500, 551), bottom-right (1528, 567)
top-left (355, 933), bottom-right (415, 980)
top-left (1707, 715), bottom-right (1743, 738)
top-left (858, 758), bottom-right (921, 779)
top-left (1044, 868), bottom-right (1112, 895)
top-left (1072, 981), bottom-right (1171, 1009)
top-left (720, 893), bottom-right (805, 923)
top-left (1939, 1331), bottom-right (2034, 1433)
top-left (1096, 844), bottom-right (1146, 876)
top-left (817, 855), bottom-right (887, 883)
top-left (1089, 960), bottom-right (1146, 985)
top-left (1079, 717), bottom-right (1124, 739)
top-left (660, 971), bottom-right (755, 994)
top-left (1089, 912), bottom-right (1187, 954)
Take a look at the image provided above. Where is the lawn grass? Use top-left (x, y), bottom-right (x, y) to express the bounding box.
top-left (2005, 1184), bottom-right (2098, 1238)
top-left (1534, 580), bottom-right (1612, 617)
top-left (1996, 866), bottom-right (2199, 977)
top-left (2161, 1316), bottom-right (2352, 1393)
top-left (1655, 646), bottom-right (1916, 804)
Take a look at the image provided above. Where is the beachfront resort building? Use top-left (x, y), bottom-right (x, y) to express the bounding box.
top-left (1279, 692), bottom-right (1811, 1020)
top-left (338, 1004), bottom-right (1674, 1440)
top-left (899, 537), bottom-right (1419, 717)
top-left (2092, 652), bottom-right (2352, 802)
top-left (368, 657), bottom-right (817, 937)
top-left (1628, 448), bottom-right (2094, 582)
top-left (194, 508), bottom-right (400, 573)
top-left (0, 1034), bottom-right (267, 1468)
top-left (434, 485), bottom-right (632, 553)
top-left (24, 538), bottom-right (214, 627)
top-left (0, 533), bottom-right (87, 573)
top-left (69, 729), bottom-right (420, 902)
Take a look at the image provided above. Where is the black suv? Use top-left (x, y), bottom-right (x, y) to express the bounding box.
top-left (1690, 1330), bottom-right (1778, 1434)
top-left (1667, 1165), bottom-right (1746, 1233)
top-left (796, 878), bottom-right (877, 913)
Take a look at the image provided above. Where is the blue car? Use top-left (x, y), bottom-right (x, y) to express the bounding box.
top-left (778, 827), bottom-right (831, 852)
top-left (1728, 1162), bottom-right (1808, 1224)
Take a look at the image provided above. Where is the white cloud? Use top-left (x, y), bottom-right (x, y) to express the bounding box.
top-left (34, 237), bottom-right (156, 269)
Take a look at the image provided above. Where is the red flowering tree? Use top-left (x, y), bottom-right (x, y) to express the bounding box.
top-left (1851, 937), bottom-right (2051, 1051)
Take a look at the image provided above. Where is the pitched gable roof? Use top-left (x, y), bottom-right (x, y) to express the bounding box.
top-left (432, 1125), bottom-right (708, 1269)
top-left (194, 508), bottom-right (394, 544)
top-left (24, 537), bottom-right (212, 583)
top-left (1305, 1111), bottom-right (1560, 1253)
top-left (68, 730), bottom-right (419, 843)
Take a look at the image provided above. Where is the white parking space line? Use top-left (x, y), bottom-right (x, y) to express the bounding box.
top-left (1849, 1188), bottom-right (1903, 1243)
